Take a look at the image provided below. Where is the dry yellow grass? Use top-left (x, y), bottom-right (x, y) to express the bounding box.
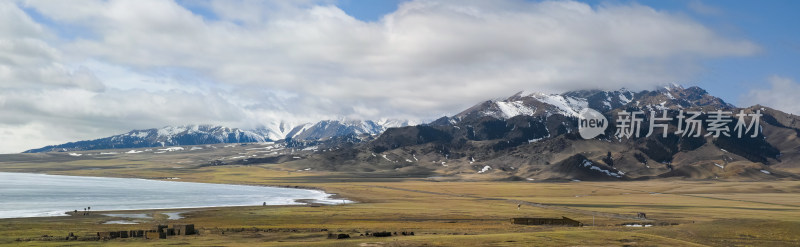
top-left (1, 160), bottom-right (799, 246)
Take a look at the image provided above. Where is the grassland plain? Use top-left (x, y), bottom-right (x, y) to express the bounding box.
top-left (1, 157), bottom-right (799, 246)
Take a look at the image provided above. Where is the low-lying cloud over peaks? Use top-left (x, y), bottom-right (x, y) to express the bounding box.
top-left (0, 0), bottom-right (762, 153)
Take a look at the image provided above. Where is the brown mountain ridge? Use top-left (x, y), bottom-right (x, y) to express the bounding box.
top-left (290, 85), bottom-right (800, 181)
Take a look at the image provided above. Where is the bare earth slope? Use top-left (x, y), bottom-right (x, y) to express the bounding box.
top-left (291, 86), bottom-right (800, 181)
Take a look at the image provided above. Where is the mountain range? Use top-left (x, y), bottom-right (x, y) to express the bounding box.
top-left (290, 85), bottom-right (800, 181)
top-left (24, 85), bottom-right (800, 181)
top-left (23, 119), bottom-right (415, 153)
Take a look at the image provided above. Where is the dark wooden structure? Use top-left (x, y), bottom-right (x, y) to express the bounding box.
top-left (172, 224), bottom-right (196, 235)
top-left (97, 224), bottom-right (195, 240)
top-left (510, 217), bottom-right (582, 226)
top-left (129, 230), bottom-right (144, 238)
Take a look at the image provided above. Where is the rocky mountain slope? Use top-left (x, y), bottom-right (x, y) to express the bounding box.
top-left (291, 85), bottom-right (800, 181)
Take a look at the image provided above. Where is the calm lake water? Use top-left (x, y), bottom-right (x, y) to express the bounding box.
top-left (0, 172), bottom-right (345, 219)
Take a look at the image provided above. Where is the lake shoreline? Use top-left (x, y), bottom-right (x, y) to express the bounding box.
top-left (0, 170), bottom-right (352, 201)
top-left (0, 172), bottom-right (351, 220)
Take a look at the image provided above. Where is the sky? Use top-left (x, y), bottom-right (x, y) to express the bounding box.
top-left (0, 0), bottom-right (798, 153)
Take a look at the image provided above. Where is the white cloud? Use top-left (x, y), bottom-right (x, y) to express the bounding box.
top-left (0, 0), bottom-right (761, 153)
top-left (0, 2), bottom-right (105, 92)
top-left (0, 123), bottom-right (80, 155)
top-left (742, 76), bottom-right (800, 115)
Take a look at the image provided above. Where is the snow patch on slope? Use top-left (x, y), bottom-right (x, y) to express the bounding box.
top-left (495, 101), bottom-right (536, 119)
top-left (157, 126), bottom-right (188, 139)
top-left (522, 92), bottom-right (588, 117)
top-left (581, 159), bottom-right (621, 178)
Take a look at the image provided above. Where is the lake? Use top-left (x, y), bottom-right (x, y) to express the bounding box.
top-left (0, 172), bottom-right (346, 219)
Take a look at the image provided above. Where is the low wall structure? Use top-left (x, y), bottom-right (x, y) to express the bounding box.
top-left (511, 217), bottom-right (582, 226)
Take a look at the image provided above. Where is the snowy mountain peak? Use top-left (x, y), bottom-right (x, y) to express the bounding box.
top-left (25, 118), bottom-right (415, 153)
top-left (455, 91), bottom-right (589, 120)
top-left (522, 92), bottom-right (588, 117)
top-left (453, 85), bottom-right (736, 123)
top-left (24, 124), bottom-right (268, 153)
top-left (288, 119), bottom-right (414, 141)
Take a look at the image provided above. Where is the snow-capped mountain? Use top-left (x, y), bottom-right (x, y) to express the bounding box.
top-left (24, 119), bottom-right (415, 153)
top-left (251, 121), bottom-right (305, 141)
top-left (23, 125), bottom-right (267, 153)
top-left (302, 85), bottom-right (797, 181)
top-left (289, 119), bottom-right (418, 141)
top-left (444, 85), bottom-right (732, 124)
top-left (22, 85), bottom-right (800, 181)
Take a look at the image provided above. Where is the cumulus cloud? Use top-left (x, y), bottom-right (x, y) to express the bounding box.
top-left (0, 0), bottom-right (761, 153)
top-left (742, 76), bottom-right (800, 115)
top-left (40, 0), bottom-right (757, 97)
top-left (0, 2), bottom-right (104, 91)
